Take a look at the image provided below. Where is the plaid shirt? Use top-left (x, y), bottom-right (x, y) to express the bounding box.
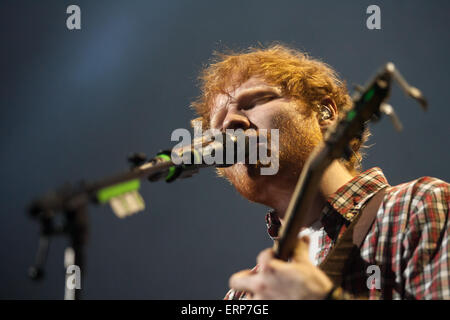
top-left (225, 167), bottom-right (450, 300)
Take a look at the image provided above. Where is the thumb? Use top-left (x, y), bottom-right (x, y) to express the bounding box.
top-left (292, 236), bottom-right (311, 263)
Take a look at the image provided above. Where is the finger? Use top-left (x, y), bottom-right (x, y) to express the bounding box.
top-left (301, 235), bottom-right (310, 246)
top-left (229, 269), bottom-right (258, 293)
top-left (250, 265), bottom-right (259, 274)
top-left (292, 236), bottom-right (311, 263)
top-left (257, 247), bottom-right (300, 273)
top-left (256, 248), bottom-right (275, 273)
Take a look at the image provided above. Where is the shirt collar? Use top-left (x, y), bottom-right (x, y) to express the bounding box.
top-left (325, 167), bottom-right (389, 221)
top-left (265, 167), bottom-right (389, 240)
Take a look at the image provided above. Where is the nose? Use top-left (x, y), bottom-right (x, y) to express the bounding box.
top-left (222, 111), bottom-right (251, 131)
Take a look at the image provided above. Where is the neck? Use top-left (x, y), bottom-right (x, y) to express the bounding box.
top-left (268, 160), bottom-right (355, 225)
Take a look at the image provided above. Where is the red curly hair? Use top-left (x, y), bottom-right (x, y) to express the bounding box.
top-left (191, 44), bottom-right (368, 172)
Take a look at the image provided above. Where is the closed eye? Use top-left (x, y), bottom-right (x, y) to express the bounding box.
top-left (240, 94), bottom-right (279, 110)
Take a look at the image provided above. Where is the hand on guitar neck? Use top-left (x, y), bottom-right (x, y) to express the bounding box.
top-left (229, 236), bottom-right (333, 300)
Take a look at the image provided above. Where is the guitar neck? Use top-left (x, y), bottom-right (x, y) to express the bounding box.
top-left (273, 145), bottom-right (333, 261)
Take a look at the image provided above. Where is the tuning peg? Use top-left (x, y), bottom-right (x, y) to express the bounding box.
top-left (380, 103), bottom-right (403, 132)
top-left (353, 84), bottom-right (365, 93)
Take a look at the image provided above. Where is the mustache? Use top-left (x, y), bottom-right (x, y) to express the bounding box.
top-left (224, 128), bottom-right (280, 174)
top-left (230, 128), bottom-right (274, 148)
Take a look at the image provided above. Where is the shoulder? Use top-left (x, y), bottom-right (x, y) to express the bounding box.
top-left (382, 176), bottom-right (449, 250)
top-left (383, 176), bottom-right (449, 214)
top-left (369, 176), bottom-right (449, 245)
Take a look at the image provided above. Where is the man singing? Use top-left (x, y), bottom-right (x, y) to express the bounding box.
top-left (190, 45), bottom-right (449, 299)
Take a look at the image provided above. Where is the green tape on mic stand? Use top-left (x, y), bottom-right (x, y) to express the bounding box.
top-left (97, 179), bottom-right (141, 203)
top-left (97, 179), bottom-right (145, 218)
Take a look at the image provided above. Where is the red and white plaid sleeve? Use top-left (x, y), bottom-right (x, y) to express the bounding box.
top-left (400, 177), bottom-right (450, 299)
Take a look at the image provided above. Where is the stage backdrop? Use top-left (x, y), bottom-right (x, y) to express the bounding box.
top-left (1, 0), bottom-right (449, 299)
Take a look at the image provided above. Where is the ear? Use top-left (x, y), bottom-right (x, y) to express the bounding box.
top-left (317, 97), bottom-right (338, 132)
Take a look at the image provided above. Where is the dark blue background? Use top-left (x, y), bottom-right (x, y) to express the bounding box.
top-left (1, 0), bottom-right (449, 299)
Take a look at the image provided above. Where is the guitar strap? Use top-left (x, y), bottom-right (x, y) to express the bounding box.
top-left (318, 187), bottom-right (387, 287)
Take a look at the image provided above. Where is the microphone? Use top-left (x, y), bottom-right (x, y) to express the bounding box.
top-left (170, 131), bottom-right (251, 168)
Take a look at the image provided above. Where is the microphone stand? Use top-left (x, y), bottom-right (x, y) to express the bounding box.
top-left (27, 133), bottom-right (246, 299)
top-left (27, 155), bottom-right (180, 299)
top-left (28, 204), bottom-right (88, 300)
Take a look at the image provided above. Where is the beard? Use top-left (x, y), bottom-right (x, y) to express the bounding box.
top-left (217, 107), bottom-right (323, 205)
